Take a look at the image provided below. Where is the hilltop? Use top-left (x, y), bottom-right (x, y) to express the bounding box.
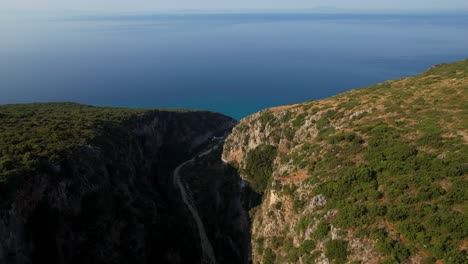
top-left (223, 60), bottom-right (468, 263)
top-left (0, 103), bottom-right (224, 181)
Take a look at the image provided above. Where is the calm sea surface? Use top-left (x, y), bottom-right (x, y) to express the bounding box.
top-left (1, 12), bottom-right (468, 119)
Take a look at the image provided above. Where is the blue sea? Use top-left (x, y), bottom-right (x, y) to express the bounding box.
top-left (1, 11), bottom-right (468, 119)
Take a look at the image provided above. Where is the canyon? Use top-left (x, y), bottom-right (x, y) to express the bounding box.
top-left (0, 60), bottom-right (467, 263)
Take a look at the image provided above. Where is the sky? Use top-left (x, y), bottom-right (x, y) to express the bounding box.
top-left (2, 0), bottom-right (468, 12)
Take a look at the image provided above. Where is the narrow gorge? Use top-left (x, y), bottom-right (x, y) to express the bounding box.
top-left (0, 60), bottom-right (467, 264)
top-left (0, 108), bottom-right (255, 264)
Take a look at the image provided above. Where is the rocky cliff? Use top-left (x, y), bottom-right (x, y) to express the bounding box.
top-left (223, 60), bottom-right (468, 263)
top-left (1, 60), bottom-right (467, 264)
top-left (0, 105), bottom-right (251, 264)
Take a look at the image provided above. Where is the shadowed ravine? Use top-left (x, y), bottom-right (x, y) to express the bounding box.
top-left (173, 144), bottom-right (221, 264)
top-left (0, 109), bottom-right (254, 264)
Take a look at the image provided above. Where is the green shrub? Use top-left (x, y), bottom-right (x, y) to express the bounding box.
top-left (0, 103), bottom-right (150, 178)
top-left (327, 132), bottom-right (363, 145)
top-left (387, 206), bottom-right (409, 221)
top-left (292, 113), bottom-right (307, 127)
top-left (0, 157), bottom-right (14, 171)
top-left (283, 127), bottom-right (296, 141)
top-left (293, 196), bottom-right (305, 211)
top-left (299, 239), bottom-right (316, 254)
top-left (296, 215), bottom-right (314, 233)
top-left (244, 144), bottom-right (278, 194)
top-left (317, 127), bottom-right (336, 141)
top-left (342, 166), bottom-right (376, 185)
top-left (314, 222), bottom-right (330, 239)
top-left (286, 247), bottom-right (300, 262)
top-left (326, 240), bottom-right (348, 264)
top-left (316, 116), bottom-right (330, 129)
top-left (263, 248), bottom-right (276, 264)
top-left (259, 112), bottom-right (276, 131)
top-left (281, 111), bottom-right (293, 121)
top-left (418, 130), bottom-right (444, 147)
top-left (256, 237), bottom-right (265, 255)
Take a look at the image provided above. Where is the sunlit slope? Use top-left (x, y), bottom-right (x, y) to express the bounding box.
top-left (223, 60), bottom-right (468, 263)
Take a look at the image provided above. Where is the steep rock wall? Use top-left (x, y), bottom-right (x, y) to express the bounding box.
top-left (0, 111), bottom-right (244, 264)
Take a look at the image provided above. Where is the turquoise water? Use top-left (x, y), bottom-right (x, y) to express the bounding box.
top-left (1, 12), bottom-right (468, 119)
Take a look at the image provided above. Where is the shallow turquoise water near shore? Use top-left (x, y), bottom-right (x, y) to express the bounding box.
top-left (1, 12), bottom-right (468, 119)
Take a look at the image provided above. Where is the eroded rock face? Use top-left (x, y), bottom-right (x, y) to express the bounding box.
top-left (0, 111), bottom-right (247, 264)
top-left (221, 105), bottom-right (385, 264)
top-left (222, 61), bottom-right (468, 264)
top-left (220, 96), bottom-right (395, 264)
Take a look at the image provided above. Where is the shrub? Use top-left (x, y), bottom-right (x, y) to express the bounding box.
top-left (299, 239), bottom-right (316, 255)
top-left (316, 116), bottom-right (330, 129)
top-left (281, 111), bottom-right (293, 122)
top-left (0, 157), bottom-right (14, 171)
top-left (342, 166), bottom-right (376, 185)
top-left (296, 215), bottom-right (314, 233)
top-left (244, 144), bottom-right (278, 194)
top-left (283, 127), bottom-right (296, 141)
top-left (327, 132), bottom-right (364, 145)
top-left (326, 240), bottom-right (348, 264)
top-left (259, 112), bottom-right (276, 131)
top-left (317, 127), bottom-right (336, 141)
top-left (418, 130), bottom-right (444, 147)
top-left (292, 113), bottom-right (307, 127)
top-left (387, 206), bottom-right (409, 221)
top-left (314, 222), bottom-right (330, 239)
top-left (263, 248), bottom-right (276, 264)
top-left (0, 103), bottom-right (150, 178)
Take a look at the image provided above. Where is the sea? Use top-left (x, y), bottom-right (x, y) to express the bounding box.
top-left (1, 11), bottom-right (468, 119)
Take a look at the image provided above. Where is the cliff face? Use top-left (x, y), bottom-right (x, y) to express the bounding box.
top-left (0, 109), bottom-right (250, 264)
top-left (223, 60), bottom-right (468, 263)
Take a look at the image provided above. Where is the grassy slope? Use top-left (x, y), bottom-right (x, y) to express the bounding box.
top-left (233, 60), bottom-right (467, 263)
top-left (0, 103), bottom-right (196, 181)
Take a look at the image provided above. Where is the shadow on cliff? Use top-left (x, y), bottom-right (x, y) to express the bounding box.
top-left (0, 111), bottom-right (244, 264)
top-left (176, 143), bottom-right (261, 264)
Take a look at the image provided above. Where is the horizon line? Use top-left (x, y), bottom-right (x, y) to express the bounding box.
top-left (2, 7), bottom-right (468, 14)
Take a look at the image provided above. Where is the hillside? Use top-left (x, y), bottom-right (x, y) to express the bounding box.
top-left (223, 60), bottom-right (468, 263)
top-left (0, 104), bottom-right (252, 264)
top-left (0, 103), bottom-right (201, 181)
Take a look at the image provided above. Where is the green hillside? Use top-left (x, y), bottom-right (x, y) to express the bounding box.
top-left (0, 103), bottom-right (151, 180)
top-left (223, 60), bottom-right (468, 263)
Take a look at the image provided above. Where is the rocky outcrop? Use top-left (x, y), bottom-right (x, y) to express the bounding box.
top-left (0, 111), bottom-right (249, 264)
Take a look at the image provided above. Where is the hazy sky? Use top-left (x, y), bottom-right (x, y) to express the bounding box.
top-left (2, 0), bottom-right (468, 12)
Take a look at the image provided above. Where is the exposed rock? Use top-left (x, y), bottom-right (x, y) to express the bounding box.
top-left (330, 225), bottom-right (344, 240)
top-left (349, 109), bottom-right (368, 120)
top-left (303, 194), bottom-right (327, 214)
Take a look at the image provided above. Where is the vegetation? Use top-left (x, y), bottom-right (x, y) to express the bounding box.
top-left (326, 240), bottom-right (348, 264)
top-left (244, 144), bottom-right (278, 194)
top-left (0, 103), bottom-right (157, 181)
top-left (233, 60), bottom-right (468, 263)
top-left (314, 222), bottom-right (330, 239)
top-left (263, 247), bottom-right (276, 264)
